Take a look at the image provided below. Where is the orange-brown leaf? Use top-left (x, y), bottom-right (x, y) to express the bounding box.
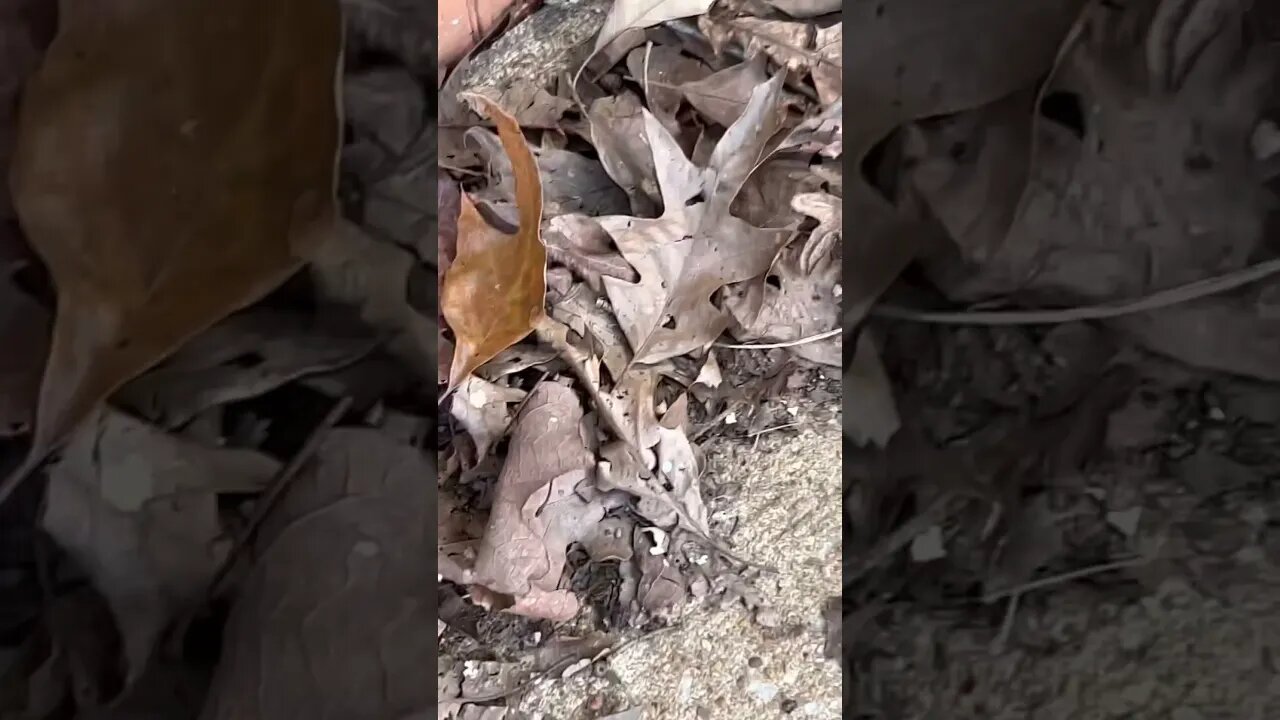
top-left (441, 94), bottom-right (546, 391)
top-left (8, 0), bottom-right (343, 465)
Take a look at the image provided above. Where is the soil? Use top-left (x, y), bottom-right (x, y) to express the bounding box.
top-left (849, 320), bottom-right (1280, 719)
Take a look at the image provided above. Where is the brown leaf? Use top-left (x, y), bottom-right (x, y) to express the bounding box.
top-left (625, 44), bottom-right (710, 120)
top-left (726, 241), bottom-right (840, 366)
top-left (467, 127), bottom-right (629, 216)
top-left (599, 76), bottom-right (791, 363)
top-left (587, 92), bottom-right (661, 216)
top-left (199, 429), bottom-right (433, 719)
top-left (545, 214), bottom-right (638, 292)
top-left (0, 0), bottom-right (55, 222)
top-left (43, 409), bottom-right (280, 682)
top-left (441, 95), bottom-right (547, 391)
top-left (10, 0), bottom-right (343, 460)
top-left (115, 308), bottom-right (375, 429)
top-left (471, 380), bottom-right (602, 621)
top-left (547, 279), bottom-right (632, 381)
top-left (680, 54), bottom-right (772, 127)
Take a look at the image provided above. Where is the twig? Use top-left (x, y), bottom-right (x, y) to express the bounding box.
top-left (748, 421), bottom-right (799, 440)
top-left (454, 625), bottom-right (681, 703)
top-left (982, 556), bottom-right (1147, 604)
top-left (873, 257), bottom-right (1280, 326)
top-left (715, 328), bottom-right (841, 349)
top-left (206, 396), bottom-right (352, 599)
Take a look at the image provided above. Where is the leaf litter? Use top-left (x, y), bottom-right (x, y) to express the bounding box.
top-left (837, 0), bottom-right (1280, 716)
top-left (436, 0), bottom-right (843, 716)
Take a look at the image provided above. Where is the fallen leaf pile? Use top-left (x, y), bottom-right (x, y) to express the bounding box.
top-left (435, 0), bottom-right (844, 657)
top-left (0, 0), bottom-right (445, 716)
top-left (835, 1), bottom-right (1280, 714)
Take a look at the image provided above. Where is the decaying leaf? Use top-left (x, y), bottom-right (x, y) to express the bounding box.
top-left (471, 380), bottom-right (603, 621)
top-left (441, 95), bottom-right (547, 391)
top-left (9, 0), bottom-right (343, 461)
top-left (199, 429), bottom-right (433, 719)
top-left (726, 242), bottom-right (840, 366)
top-left (42, 409), bottom-right (280, 683)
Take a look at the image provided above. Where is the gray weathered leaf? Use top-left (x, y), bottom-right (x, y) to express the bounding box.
top-left (200, 429), bottom-right (433, 719)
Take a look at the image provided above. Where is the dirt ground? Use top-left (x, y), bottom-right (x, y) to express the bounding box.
top-left (850, 321), bottom-right (1280, 719)
top-left (516, 416), bottom-right (843, 720)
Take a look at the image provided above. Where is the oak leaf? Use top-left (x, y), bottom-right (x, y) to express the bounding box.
top-left (441, 95), bottom-right (547, 391)
top-left (8, 0), bottom-right (343, 469)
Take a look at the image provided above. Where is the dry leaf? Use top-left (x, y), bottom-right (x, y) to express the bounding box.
top-left (594, 0), bottom-right (716, 53)
top-left (599, 75), bottom-right (791, 364)
top-left (840, 0), bottom-right (1083, 160)
top-left (468, 127), bottom-right (629, 216)
top-left (441, 95), bottom-right (547, 391)
top-left (845, 331), bottom-right (900, 448)
top-left (199, 429), bottom-right (433, 719)
top-left (10, 0), bottom-right (343, 461)
top-left (545, 214), bottom-right (638, 293)
top-left (761, 0), bottom-right (840, 18)
top-left (726, 242), bottom-right (840, 366)
top-left (680, 54), bottom-right (772, 127)
top-left (116, 308), bottom-right (376, 429)
top-left (471, 380), bottom-right (602, 621)
top-left (312, 221), bottom-right (437, 381)
top-left (43, 409), bottom-right (280, 683)
top-left (626, 44), bottom-right (710, 120)
top-left (450, 375), bottom-right (528, 462)
top-left (547, 279), bottom-right (632, 380)
top-left (342, 0), bottom-right (434, 74)
top-left (587, 92), bottom-right (661, 216)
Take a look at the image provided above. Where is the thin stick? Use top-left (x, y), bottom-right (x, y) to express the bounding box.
top-left (206, 396), bottom-right (352, 599)
top-left (982, 556), bottom-right (1146, 604)
top-left (874, 257), bottom-right (1280, 326)
top-left (748, 421), bottom-right (799, 439)
top-left (453, 625), bottom-right (680, 703)
top-left (715, 328), bottom-right (841, 349)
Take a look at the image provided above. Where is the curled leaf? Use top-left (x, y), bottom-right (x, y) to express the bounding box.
top-left (441, 95), bottom-right (547, 391)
